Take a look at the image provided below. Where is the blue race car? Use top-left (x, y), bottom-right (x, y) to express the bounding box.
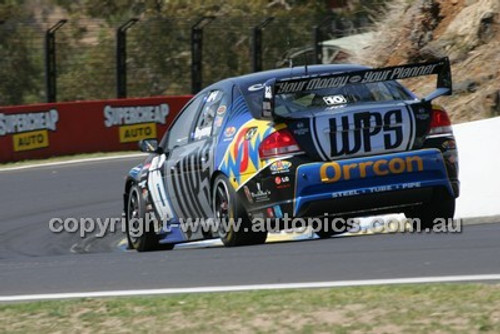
top-left (124, 58), bottom-right (459, 251)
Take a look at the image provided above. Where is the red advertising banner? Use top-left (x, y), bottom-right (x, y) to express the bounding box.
top-left (0, 95), bottom-right (192, 163)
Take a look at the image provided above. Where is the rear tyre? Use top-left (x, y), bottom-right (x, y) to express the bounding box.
top-left (126, 185), bottom-right (169, 252)
top-left (405, 188), bottom-right (455, 231)
top-left (212, 175), bottom-right (267, 247)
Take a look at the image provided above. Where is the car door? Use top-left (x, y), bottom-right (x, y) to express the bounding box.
top-left (148, 94), bottom-right (205, 230)
top-left (163, 89), bottom-right (228, 239)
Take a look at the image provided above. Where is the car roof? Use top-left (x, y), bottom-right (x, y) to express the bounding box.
top-left (204, 64), bottom-right (370, 92)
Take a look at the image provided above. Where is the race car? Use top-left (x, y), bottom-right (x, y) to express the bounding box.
top-left (123, 58), bottom-right (459, 251)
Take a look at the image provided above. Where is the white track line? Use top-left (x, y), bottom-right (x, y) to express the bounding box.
top-left (0, 153), bottom-right (147, 172)
top-left (1, 274), bottom-right (499, 302)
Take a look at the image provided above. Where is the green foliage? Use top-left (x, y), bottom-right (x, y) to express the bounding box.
top-left (0, 0), bottom-right (388, 105)
top-left (0, 1), bottom-right (41, 105)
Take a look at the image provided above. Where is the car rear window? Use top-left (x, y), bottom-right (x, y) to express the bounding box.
top-left (273, 81), bottom-right (414, 116)
top-left (242, 80), bottom-right (414, 118)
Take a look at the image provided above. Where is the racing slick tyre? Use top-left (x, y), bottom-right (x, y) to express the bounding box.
top-left (405, 188), bottom-right (455, 231)
top-left (126, 185), bottom-right (171, 252)
top-left (212, 174), bottom-right (267, 247)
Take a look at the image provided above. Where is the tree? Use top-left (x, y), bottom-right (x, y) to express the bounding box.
top-left (0, 1), bottom-right (41, 105)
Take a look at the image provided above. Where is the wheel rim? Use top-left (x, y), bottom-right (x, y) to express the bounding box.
top-left (213, 180), bottom-right (230, 238)
top-left (127, 189), bottom-right (140, 244)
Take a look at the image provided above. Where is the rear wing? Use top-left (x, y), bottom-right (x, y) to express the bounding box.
top-left (260, 57), bottom-right (452, 119)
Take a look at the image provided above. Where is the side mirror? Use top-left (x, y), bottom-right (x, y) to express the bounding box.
top-left (138, 139), bottom-right (163, 154)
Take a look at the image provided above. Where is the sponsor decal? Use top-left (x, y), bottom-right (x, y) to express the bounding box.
top-left (331, 182), bottom-right (422, 198)
top-left (349, 75), bottom-right (362, 83)
top-left (266, 207), bottom-right (275, 218)
top-left (275, 63), bottom-right (440, 94)
top-left (360, 64), bottom-right (439, 83)
top-left (293, 122), bottom-right (309, 136)
top-left (224, 126), bottom-right (236, 138)
top-left (327, 109), bottom-right (409, 157)
top-left (275, 175), bottom-right (291, 189)
top-left (415, 106), bottom-right (430, 120)
top-left (0, 109), bottom-right (59, 152)
top-left (248, 83), bottom-right (264, 92)
top-left (250, 182), bottom-right (271, 203)
top-left (270, 160), bottom-right (292, 174)
top-left (273, 205), bottom-right (283, 219)
top-left (320, 156), bottom-right (424, 183)
top-left (103, 104), bottom-right (169, 144)
top-left (276, 77), bottom-right (349, 94)
top-left (244, 127), bottom-right (258, 141)
top-left (216, 105), bottom-right (227, 116)
top-left (214, 116), bottom-right (224, 128)
top-left (118, 122), bottom-right (157, 143)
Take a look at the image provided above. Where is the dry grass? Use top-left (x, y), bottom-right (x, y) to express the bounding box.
top-left (1, 284), bottom-right (500, 333)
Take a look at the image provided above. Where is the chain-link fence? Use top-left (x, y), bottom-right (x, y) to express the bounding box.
top-left (0, 15), bottom-right (371, 106)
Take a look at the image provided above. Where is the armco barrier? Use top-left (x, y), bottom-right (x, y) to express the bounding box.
top-left (0, 96), bottom-right (192, 163)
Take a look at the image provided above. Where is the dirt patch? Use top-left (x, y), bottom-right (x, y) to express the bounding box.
top-left (356, 0), bottom-right (500, 123)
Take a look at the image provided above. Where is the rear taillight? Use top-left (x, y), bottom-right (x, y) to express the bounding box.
top-left (428, 107), bottom-right (453, 135)
top-left (258, 128), bottom-right (303, 159)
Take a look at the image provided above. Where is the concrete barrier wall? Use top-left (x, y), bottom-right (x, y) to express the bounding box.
top-left (0, 95), bottom-right (192, 162)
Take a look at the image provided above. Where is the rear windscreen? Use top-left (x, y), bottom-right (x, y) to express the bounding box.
top-left (242, 80), bottom-right (414, 118)
top-left (273, 81), bottom-right (414, 116)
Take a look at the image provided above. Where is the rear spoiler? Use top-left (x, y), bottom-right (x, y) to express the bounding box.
top-left (260, 57), bottom-right (452, 119)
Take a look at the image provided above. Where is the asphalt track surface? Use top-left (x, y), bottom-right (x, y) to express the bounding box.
top-left (0, 157), bottom-right (499, 296)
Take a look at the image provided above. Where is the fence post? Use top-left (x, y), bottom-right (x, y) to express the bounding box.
top-left (45, 20), bottom-right (67, 103)
top-left (313, 16), bottom-right (334, 65)
top-left (116, 18), bottom-right (138, 99)
top-left (251, 17), bottom-right (274, 73)
top-left (191, 16), bottom-right (215, 94)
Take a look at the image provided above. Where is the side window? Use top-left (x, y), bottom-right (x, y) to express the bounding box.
top-left (193, 90), bottom-right (225, 141)
top-left (166, 94), bottom-right (204, 150)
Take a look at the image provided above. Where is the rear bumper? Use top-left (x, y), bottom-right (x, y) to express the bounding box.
top-left (244, 148), bottom-right (455, 219)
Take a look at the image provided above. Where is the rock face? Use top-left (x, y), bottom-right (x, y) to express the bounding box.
top-left (356, 0), bottom-right (500, 123)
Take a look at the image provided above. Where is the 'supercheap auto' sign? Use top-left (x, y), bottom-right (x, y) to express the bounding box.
top-left (103, 104), bottom-right (169, 143)
top-left (0, 109), bottom-right (59, 152)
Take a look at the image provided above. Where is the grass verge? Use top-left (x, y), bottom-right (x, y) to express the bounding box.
top-left (1, 284), bottom-right (499, 333)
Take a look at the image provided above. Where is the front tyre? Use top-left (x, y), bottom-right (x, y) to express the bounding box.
top-left (126, 185), bottom-right (169, 252)
top-left (212, 175), bottom-right (267, 247)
